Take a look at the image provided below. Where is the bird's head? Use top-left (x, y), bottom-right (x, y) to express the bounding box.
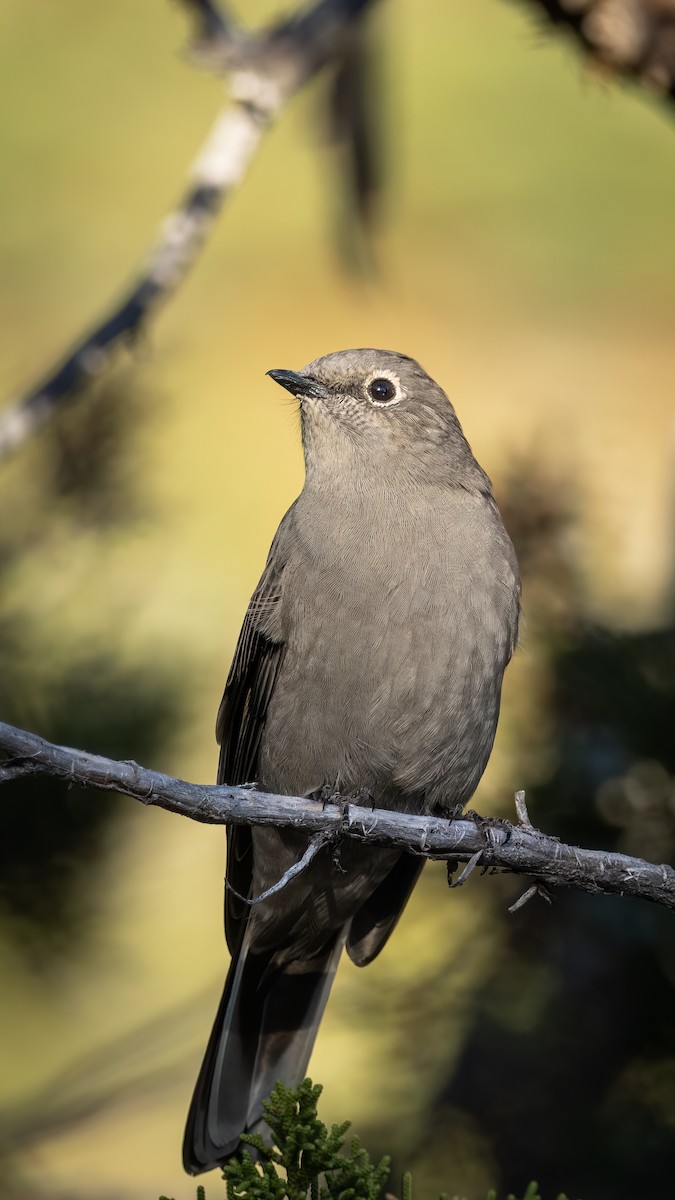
top-left (267, 348), bottom-right (490, 494)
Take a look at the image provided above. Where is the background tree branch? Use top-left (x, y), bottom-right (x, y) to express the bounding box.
top-left (3, 0), bottom-right (674, 462)
top-left (2, 719), bottom-right (674, 911)
top-left (522, 0), bottom-right (675, 98)
top-left (0, 0), bottom-right (374, 462)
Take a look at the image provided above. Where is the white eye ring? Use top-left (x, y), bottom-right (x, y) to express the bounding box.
top-left (365, 369), bottom-right (404, 408)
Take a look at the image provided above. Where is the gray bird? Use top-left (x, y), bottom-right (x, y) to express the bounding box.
top-left (183, 349), bottom-right (520, 1174)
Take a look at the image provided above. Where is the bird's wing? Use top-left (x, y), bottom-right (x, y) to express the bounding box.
top-left (216, 510), bottom-right (293, 952)
top-left (346, 852), bottom-right (424, 967)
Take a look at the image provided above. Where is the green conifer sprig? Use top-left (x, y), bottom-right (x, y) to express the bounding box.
top-left (223, 1079), bottom-right (389, 1200)
top-left (160, 1080), bottom-right (573, 1200)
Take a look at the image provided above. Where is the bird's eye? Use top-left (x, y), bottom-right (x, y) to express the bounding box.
top-left (367, 377), bottom-right (398, 406)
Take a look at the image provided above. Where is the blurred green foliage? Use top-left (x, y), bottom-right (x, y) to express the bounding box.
top-left (0, 377), bottom-right (187, 956)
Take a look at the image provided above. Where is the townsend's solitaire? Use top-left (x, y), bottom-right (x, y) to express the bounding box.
top-left (183, 349), bottom-right (520, 1173)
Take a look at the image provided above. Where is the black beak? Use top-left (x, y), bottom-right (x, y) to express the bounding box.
top-left (266, 369), bottom-right (327, 401)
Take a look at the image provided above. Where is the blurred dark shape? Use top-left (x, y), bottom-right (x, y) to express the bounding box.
top-left (185, 0), bottom-right (237, 46)
top-left (497, 451), bottom-right (583, 633)
top-left (0, 375), bottom-right (184, 959)
top-left (597, 759), bottom-right (675, 864)
top-left (325, 13), bottom-right (385, 272)
top-left (48, 373), bottom-right (151, 527)
top-left (364, 454), bottom-right (675, 1199)
top-left (517, 0), bottom-right (675, 100)
top-left (0, 650), bottom-right (182, 957)
top-left (540, 621), bottom-right (675, 852)
top-left (438, 890), bottom-right (675, 1200)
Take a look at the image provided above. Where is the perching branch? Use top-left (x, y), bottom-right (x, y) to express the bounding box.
top-left (0, 0), bottom-right (375, 462)
top-left (2, 719), bottom-right (675, 911)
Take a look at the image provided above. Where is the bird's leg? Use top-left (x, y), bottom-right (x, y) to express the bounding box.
top-left (328, 787), bottom-right (376, 871)
top-left (307, 782), bottom-right (357, 870)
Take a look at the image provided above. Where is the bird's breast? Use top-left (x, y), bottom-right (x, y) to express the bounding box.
top-left (259, 489), bottom-right (518, 812)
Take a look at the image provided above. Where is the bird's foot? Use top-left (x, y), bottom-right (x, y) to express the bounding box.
top-left (463, 809), bottom-right (513, 845)
top-left (346, 785), bottom-right (376, 809)
top-left (309, 783), bottom-right (341, 809)
top-left (329, 789), bottom-right (375, 868)
top-left (309, 784), bottom-right (375, 811)
top-left (446, 812), bottom-right (512, 889)
top-left (307, 785), bottom-right (351, 869)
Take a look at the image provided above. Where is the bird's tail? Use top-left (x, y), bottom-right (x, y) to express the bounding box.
top-left (183, 929), bottom-right (346, 1175)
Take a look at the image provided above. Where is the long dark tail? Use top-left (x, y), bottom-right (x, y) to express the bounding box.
top-left (183, 929), bottom-right (345, 1174)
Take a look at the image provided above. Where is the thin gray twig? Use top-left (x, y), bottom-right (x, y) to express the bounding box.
top-left (224, 831), bottom-right (332, 905)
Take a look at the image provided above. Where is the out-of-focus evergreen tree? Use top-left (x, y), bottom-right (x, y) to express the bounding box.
top-left (0, 376), bottom-right (186, 959)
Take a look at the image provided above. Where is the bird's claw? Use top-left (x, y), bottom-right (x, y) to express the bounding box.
top-left (348, 785), bottom-right (376, 810)
top-left (446, 812), bottom-right (512, 889)
top-left (308, 783), bottom-right (341, 809)
top-left (464, 809), bottom-right (513, 848)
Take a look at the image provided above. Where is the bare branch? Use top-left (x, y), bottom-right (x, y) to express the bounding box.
top-left (2, 719), bottom-right (675, 911)
top-left (181, 0), bottom-right (237, 45)
top-left (0, 0), bottom-right (375, 462)
top-left (514, 788), bottom-right (534, 828)
top-left (448, 849), bottom-right (484, 888)
top-left (508, 880), bottom-right (554, 913)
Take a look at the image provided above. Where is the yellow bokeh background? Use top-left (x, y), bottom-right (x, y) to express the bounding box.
top-left (1, 1), bottom-right (674, 1197)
